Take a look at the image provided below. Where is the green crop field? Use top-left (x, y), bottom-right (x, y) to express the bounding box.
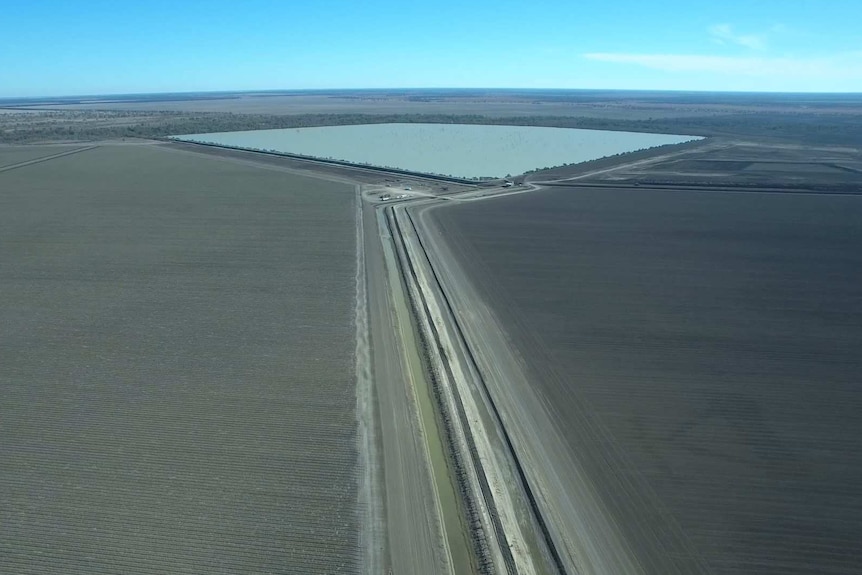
top-left (430, 185), bottom-right (862, 575)
top-left (0, 144), bottom-right (359, 574)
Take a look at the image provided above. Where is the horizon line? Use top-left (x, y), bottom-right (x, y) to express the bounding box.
top-left (3, 87), bottom-right (862, 102)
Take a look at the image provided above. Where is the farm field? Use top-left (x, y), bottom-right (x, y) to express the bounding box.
top-left (427, 185), bottom-right (862, 574)
top-left (0, 144), bottom-right (360, 574)
top-left (535, 139), bottom-right (862, 191)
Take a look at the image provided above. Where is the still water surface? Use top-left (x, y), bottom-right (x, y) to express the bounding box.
top-left (174, 123), bottom-right (699, 178)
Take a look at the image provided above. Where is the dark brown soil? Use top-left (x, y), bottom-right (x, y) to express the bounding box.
top-left (431, 184), bottom-right (862, 574)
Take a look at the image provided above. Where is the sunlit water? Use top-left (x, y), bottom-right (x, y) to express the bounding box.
top-left (173, 123), bottom-right (700, 178)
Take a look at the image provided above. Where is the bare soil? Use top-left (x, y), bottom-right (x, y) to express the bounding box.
top-left (0, 144), bottom-right (360, 574)
top-left (428, 184), bottom-right (862, 574)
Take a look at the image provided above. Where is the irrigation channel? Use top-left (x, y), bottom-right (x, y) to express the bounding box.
top-left (363, 143), bottom-right (705, 574)
top-left (366, 175), bottom-right (568, 575)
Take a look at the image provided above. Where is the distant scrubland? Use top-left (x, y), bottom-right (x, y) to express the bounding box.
top-left (3, 108), bottom-right (861, 145)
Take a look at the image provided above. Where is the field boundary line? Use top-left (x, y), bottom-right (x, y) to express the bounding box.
top-left (390, 203), bottom-right (555, 575)
top-left (385, 206), bottom-right (498, 574)
top-left (150, 141), bottom-right (363, 186)
top-left (355, 186), bottom-right (385, 575)
top-left (164, 139), bottom-right (482, 185)
top-left (404, 204), bottom-right (573, 575)
top-left (0, 145), bottom-right (98, 173)
top-left (537, 181), bottom-right (862, 195)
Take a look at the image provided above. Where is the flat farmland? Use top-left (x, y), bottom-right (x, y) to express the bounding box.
top-left (0, 144), bottom-right (359, 573)
top-left (564, 140), bottom-right (862, 191)
top-left (429, 186), bottom-right (862, 574)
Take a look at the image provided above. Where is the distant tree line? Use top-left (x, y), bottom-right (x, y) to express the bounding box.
top-left (2, 108), bottom-right (860, 146)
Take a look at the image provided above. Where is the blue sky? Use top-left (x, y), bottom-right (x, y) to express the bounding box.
top-left (2, 0), bottom-right (861, 97)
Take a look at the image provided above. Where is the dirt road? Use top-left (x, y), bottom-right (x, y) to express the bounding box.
top-left (362, 199), bottom-right (461, 575)
top-left (410, 198), bottom-right (647, 575)
top-left (366, 173), bottom-right (630, 575)
top-left (372, 165), bottom-right (684, 574)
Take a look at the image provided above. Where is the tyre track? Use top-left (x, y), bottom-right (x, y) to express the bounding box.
top-left (0, 145), bottom-right (97, 172)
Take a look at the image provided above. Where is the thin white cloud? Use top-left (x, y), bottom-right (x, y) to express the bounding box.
top-left (709, 23), bottom-right (766, 50)
top-left (583, 52), bottom-right (862, 80)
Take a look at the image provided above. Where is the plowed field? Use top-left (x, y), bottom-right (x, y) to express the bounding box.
top-left (430, 185), bottom-right (862, 574)
top-left (0, 144), bottom-right (359, 574)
